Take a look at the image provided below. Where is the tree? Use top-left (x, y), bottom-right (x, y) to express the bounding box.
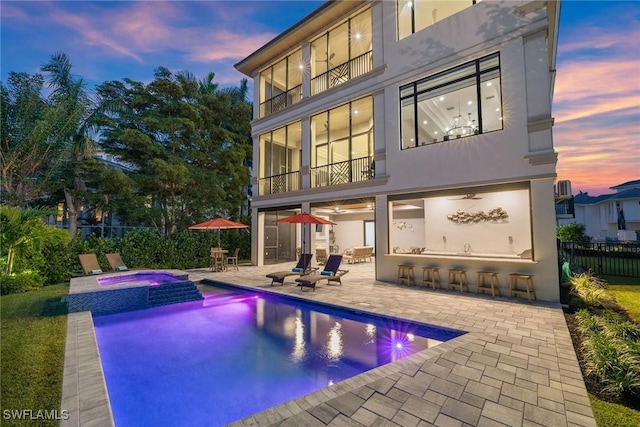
top-left (557, 222), bottom-right (591, 247)
top-left (0, 72), bottom-right (71, 206)
top-left (96, 68), bottom-right (251, 235)
top-left (40, 52), bottom-right (104, 239)
top-left (0, 205), bottom-right (70, 275)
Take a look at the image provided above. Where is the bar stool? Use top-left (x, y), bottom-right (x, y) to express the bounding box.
top-left (476, 271), bottom-right (501, 297)
top-left (448, 269), bottom-right (469, 293)
top-left (397, 265), bottom-right (415, 286)
top-left (509, 274), bottom-right (536, 301)
top-left (422, 267), bottom-right (441, 290)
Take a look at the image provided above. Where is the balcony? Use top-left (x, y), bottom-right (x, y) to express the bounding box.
top-left (259, 170), bottom-right (301, 195)
top-left (311, 156), bottom-right (374, 188)
top-left (311, 51), bottom-right (372, 96)
top-left (260, 84), bottom-right (302, 118)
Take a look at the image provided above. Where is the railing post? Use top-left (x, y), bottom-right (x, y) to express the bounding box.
top-left (597, 243), bottom-right (603, 275)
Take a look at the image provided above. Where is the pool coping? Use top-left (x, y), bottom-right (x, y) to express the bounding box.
top-left (68, 269), bottom-right (189, 294)
top-left (60, 266), bottom-right (597, 427)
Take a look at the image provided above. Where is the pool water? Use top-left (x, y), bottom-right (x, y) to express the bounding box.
top-left (93, 286), bottom-right (464, 426)
top-left (97, 272), bottom-right (183, 286)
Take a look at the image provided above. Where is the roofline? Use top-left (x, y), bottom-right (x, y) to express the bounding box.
top-left (234, 0), bottom-right (368, 77)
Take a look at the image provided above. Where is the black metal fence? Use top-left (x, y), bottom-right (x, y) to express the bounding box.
top-left (559, 241), bottom-right (640, 278)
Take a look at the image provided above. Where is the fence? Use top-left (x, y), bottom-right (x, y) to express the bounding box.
top-left (559, 241), bottom-right (640, 278)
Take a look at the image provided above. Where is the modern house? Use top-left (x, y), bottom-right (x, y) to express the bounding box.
top-left (558, 179), bottom-right (640, 241)
top-left (235, 0), bottom-right (562, 301)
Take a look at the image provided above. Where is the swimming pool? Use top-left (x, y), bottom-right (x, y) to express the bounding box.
top-left (93, 285), bottom-right (465, 426)
top-left (96, 272), bottom-right (184, 286)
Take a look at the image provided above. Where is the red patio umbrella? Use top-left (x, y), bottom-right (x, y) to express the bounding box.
top-left (189, 218), bottom-right (248, 247)
top-left (275, 212), bottom-right (336, 255)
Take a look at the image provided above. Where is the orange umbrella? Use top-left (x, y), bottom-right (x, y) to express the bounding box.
top-left (189, 218), bottom-right (248, 247)
top-left (275, 212), bottom-right (336, 255)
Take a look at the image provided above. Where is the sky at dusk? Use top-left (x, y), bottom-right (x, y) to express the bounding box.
top-left (2, 1), bottom-right (638, 196)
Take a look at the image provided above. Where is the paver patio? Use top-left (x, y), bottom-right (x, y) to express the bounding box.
top-left (62, 261), bottom-right (596, 426)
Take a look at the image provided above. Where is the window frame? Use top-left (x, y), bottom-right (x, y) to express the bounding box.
top-left (399, 53), bottom-right (502, 150)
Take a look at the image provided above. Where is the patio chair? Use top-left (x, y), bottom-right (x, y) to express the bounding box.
top-left (295, 254), bottom-right (349, 291)
top-left (316, 248), bottom-right (328, 265)
top-left (210, 248), bottom-right (227, 272)
top-left (227, 248), bottom-right (240, 271)
top-left (266, 253), bottom-right (315, 286)
top-left (78, 253), bottom-right (103, 275)
top-left (106, 253), bottom-right (129, 271)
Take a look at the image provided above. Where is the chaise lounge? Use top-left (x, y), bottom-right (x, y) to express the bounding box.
top-left (295, 254), bottom-right (349, 291)
top-left (266, 253), bottom-right (315, 286)
top-left (78, 253), bottom-right (104, 275)
top-left (343, 246), bottom-right (373, 264)
top-left (106, 253), bottom-right (129, 271)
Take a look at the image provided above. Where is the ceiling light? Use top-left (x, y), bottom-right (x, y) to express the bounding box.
top-left (298, 64), bottom-right (303, 70)
top-left (423, 120), bottom-right (428, 124)
top-left (355, 33), bottom-right (361, 39)
top-left (487, 82), bottom-right (492, 87)
top-left (439, 96), bottom-right (444, 101)
top-left (467, 100), bottom-right (472, 105)
top-left (353, 109), bottom-right (359, 114)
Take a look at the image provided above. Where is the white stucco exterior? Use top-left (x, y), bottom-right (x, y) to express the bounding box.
top-left (236, 0), bottom-right (561, 301)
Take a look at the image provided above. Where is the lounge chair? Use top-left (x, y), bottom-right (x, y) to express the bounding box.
top-left (266, 253), bottom-right (315, 286)
top-left (106, 253), bottom-right (129, 271)
top-left (78, 253), bottom-right (103, 275)
top-left (295, 254), bottom-right (349, 291)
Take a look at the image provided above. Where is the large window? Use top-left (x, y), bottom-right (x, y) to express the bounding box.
top-left (259, 49), bottom-right (304, 118)
top-left (311, 97), bottom-right (374, 187)
top-left (258, 122), bottom-right (302, 195)
top-left (389, 186), bottom-right (532, 259)
top-left (310, 8), bottom-right (372, 95)
top-left (400, 53), bottom-right (502, 150)
top-left (397, 0), bottom-right (480, 39)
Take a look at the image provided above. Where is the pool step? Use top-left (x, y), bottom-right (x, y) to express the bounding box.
top-left (147, 282), bottom-right (203, 307)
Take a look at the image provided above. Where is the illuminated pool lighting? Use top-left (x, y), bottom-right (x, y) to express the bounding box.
top-left (395, 342), bottom-right (403, 349)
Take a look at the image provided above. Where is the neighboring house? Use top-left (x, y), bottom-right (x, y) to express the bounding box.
top-left (558, 179), bottom-right (640, 241)
top-left (235, 0), bottom-right (561, 300)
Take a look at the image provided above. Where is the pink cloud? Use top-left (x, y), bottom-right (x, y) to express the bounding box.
top-left (553, 18), bottom-right (639, 195)
top-left (48, 8), bottom-right (143, 62)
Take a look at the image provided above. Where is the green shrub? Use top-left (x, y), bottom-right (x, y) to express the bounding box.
top-left (1, 270), bottom-right (46, 295)
top-left (557, 222), bottom-right (591, 247)
top-left (41, 240), bottom-right (76, 285)
top-left (570, 272), bottom-right (617, 309)
top-left (576, 309), bottom-right (640, 400)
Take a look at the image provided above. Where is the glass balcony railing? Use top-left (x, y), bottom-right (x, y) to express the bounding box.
top-left (311, 51), bottom-right (373, 96)
top-left (311, 156), bottom-right (374, 188)
top-left (258, 170), bottom-right (301, 195)
top-left (259, 84), bottom-right (302, 118)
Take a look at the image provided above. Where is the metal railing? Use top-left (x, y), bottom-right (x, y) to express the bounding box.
top-left (259, 84), bottom-right (302, 117)
top-left (559, 241), bottom-right (640, 277)
top-left (311, 51), bottom-right (373, 96)
top-left (258, 170), bottom-right (301, 195)
top-left (311, 156), bottom-right (374, 188)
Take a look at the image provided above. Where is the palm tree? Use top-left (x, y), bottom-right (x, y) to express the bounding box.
top-left (0, 206), bottom-right (70, 275)
top-left (41, 53), bottom-right (100, 239)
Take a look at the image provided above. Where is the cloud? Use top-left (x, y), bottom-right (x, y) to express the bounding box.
top-left (553, 8), bottom-right (639, 194)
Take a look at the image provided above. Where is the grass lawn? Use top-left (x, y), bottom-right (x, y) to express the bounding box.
top-left (585, 274), bottom-right (640, 426)
top-left (602, 274), bottom-right (640, 322)
top-left (590, 394), bottom-right (640, 427)
top-left (1, 284), bottom-right (69, 427)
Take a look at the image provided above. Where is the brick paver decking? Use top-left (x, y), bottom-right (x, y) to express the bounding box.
top-left (62, 261), bottom-right (596, 426)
